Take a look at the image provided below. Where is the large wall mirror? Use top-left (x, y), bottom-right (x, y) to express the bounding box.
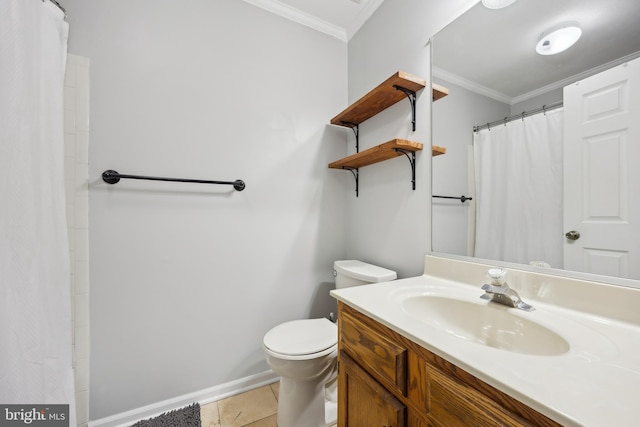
top-left (431, 0), bottom-right (640, 288)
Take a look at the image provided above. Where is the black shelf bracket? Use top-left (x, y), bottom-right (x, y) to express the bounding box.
top-left (340, 122), bottom-right (359, 152)
top-left (394, 149), bottom-right (417, 190)
top-left (340, 166), bottom-right (359, 197)
top-left (394, 85), bottom-right (418, 131)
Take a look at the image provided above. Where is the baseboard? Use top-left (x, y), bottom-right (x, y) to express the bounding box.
top-left (88, 370), bottom-right (279, 427)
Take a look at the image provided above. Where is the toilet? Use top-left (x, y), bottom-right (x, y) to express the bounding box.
top-left (263, 260), bottom-right (397, 427)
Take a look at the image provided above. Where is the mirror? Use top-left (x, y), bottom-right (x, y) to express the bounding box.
top-left (431, 0), bottom-right (640, 287)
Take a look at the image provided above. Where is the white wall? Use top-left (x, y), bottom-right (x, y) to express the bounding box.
top-left (64, 0), bottom-right (348, 419)
top-left (345, 0), bottom-right (479, 277)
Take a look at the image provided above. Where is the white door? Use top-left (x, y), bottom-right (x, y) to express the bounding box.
top-left (563, 57), bottom-right (640, 279)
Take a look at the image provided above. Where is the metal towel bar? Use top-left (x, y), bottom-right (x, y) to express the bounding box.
top-left (102, 170), bottom-right (245, 191)
top-left (432, 195), bottom-right (472, 203)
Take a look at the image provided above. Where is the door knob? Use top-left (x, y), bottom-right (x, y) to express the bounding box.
top-left (565, 230), bottom-right (581, 240)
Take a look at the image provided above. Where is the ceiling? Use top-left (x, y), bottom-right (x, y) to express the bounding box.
top-left (432, 0), bottom-right (640, 104)
top-left (242, 0), bottom-right (640, 101)
top-left (241, 0), bottom-right (385, 42)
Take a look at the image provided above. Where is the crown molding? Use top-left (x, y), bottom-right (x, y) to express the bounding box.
top-left (242, 0), bottom-right (348, 42)
top-left (345, 0), bottom-right (384, 40)
top-left (432, 66), bottom-right (512, 104)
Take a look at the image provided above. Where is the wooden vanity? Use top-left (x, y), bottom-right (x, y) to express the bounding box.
top-left (337, 302), bottom-right (561, 427)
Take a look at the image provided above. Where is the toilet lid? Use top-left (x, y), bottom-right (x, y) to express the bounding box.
top-left (264, 318), bottom-right (337, 356)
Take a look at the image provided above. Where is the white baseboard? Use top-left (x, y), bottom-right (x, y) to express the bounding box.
top-left (88, 370), bottom-right (279, 427)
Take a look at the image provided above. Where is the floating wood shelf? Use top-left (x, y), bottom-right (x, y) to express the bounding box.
top-left (329, 139), bottom-right (423, 170)
top-left (328, 71), bottom-right (449, 196)
top-left (330, 72), bottom-right (424, 127)
top-left (330, 72), bottom-right (448, 127)
top-left (432, 83), bottom-right (449, 102)
top-left (432, 145), bottom-right (447, 156)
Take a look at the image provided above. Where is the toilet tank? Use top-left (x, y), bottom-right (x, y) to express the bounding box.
top-left (334, 260), bottom-right (397, 289)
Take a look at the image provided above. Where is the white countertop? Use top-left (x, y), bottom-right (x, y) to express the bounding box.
top-left (330, 256), bottom-right (640, 427)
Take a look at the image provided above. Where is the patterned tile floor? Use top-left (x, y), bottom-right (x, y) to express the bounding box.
top-left (200, 382), bottom-right (337, 427)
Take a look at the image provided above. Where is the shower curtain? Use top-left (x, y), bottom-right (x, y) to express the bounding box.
top-left (473, 108), bottom-right (563, 268)
top-left (0, 0), bottom-right (75, 416)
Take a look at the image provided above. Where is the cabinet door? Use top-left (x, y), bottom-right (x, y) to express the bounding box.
top-left (339, 351), bottom-right (406, 427)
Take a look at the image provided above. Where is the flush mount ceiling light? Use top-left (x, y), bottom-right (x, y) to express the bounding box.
top-left (481, 0), bottom-right (517, 9)
top-left (536, 23), bottom-right (582, 55)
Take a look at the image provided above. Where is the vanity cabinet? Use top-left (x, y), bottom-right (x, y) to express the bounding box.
top-left (337, 302), bottom-right (562, 427)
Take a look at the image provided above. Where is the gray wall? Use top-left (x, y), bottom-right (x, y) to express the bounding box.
top-left (64, 0), bottom-right (348, 418)
top-left (345, 0), bottom-right (479, 277)
top-left (431, 78), bottom-right (509, 256)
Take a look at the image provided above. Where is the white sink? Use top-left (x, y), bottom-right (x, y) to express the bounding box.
top-left (401, 295), bottom-right (570, 356)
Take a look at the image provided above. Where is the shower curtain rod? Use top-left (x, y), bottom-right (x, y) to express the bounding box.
top-left (473, 100), bottom-right (563, 133)
top-left (46, 0), bottom-right (66, 17)
top-left (101, 170), bottom-right (246, 191)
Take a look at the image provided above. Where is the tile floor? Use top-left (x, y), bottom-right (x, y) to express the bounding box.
top-left (200, 381), bottom-right (337, 427)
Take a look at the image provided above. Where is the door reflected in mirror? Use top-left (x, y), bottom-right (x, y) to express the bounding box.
top-left (431, 0), bottom-right (640, 286)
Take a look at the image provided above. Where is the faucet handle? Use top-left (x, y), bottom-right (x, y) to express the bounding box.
top-left (486, 268), bottom-right (507, 285)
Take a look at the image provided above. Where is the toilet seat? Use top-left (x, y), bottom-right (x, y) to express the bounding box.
top-left (263, 318), bottom-right (337, 360)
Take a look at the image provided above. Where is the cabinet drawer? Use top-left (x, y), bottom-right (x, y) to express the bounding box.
top-left (340, 310), bottom-right (407, 395)
top-left (426, 365), bottom-right (531, 427)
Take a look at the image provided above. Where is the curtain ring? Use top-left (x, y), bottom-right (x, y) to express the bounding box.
top-left (543, 104), bottom-right (547, 115)
top-left (521, 112), bottom-right (526, 121)
top-left (487, 122), bottom-right (491, 131)
top-left (503, 117), bottom-right (508, 126)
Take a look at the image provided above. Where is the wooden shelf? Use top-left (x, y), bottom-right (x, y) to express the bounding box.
top-left (327, 71), bottom-right (448, 195)
top-left (432, 145), bottom-right (447, 156)
top-left (330, 71), bottom-right (448, 127)
top-left (329, 139), bottom-right (423, 170)
top-left (432, 83), bottom-right (449, 102)
top-left (330, 72), bottom-right (424, 126)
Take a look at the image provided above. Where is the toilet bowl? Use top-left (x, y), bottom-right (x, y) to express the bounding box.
top-left (263, 260), bottom-right (397, 427)
top-left (263, 318), bottom-right (338, 427)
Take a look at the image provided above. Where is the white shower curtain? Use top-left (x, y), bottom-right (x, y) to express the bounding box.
top-left (474, 108), bottom-right (563, 268)
top-left (0, 0), bottom-right (75, 416)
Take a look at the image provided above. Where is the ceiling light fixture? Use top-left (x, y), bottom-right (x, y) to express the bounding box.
top-left (536, 23), bottom-right (582, 56)
top-left (481, 0), bottom-right (517, 9)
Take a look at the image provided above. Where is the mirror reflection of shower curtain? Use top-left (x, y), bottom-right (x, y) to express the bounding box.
top-left (473, 108), bottom-right (563, 268)
top-left (0, 0), bottom-right (75, 416)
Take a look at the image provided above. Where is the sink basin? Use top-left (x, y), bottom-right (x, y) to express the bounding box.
top-left (402, 296), bottom-right (570, 356)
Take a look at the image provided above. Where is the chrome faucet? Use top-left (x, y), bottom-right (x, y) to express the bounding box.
top-left (480, 268), bottom-right (534, 311)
